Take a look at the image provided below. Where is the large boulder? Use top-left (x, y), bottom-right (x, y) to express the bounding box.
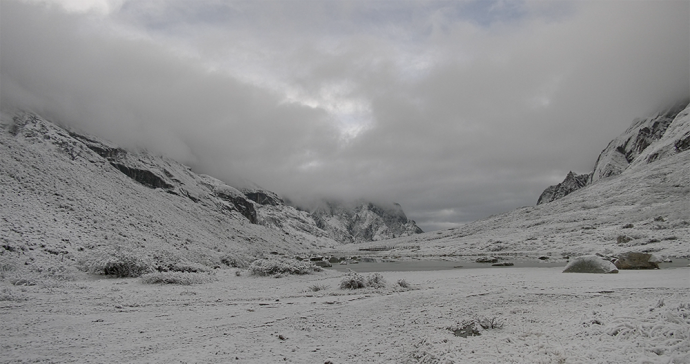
top-left (563, 255), bottom-right (619, 273)
top-left (614, 252), bottom-right (660, 270)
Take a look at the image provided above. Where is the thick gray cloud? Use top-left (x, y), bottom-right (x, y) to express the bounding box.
top-left (1, 0), bottom-right (688, 231)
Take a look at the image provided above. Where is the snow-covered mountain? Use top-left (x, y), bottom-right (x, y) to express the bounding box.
top-left (537, 100), bottom-right (689, 205)
top-left (342, 102), bottom-right (690, 258)
top-left (240, 188), bottom-right (422, 244)
top-left (0, 111), bottom-right (339, 269)
top-left (0, 110), bottom-right (423, 270)
top-left (306, 199), bottom-right (423, 244)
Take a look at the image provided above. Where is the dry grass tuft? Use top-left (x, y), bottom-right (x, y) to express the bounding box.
top-left (249, 257), bottom-right (322, 277)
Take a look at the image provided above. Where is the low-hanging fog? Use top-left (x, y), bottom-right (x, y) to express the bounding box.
top-left (1, 0), bottom-right (688, 231)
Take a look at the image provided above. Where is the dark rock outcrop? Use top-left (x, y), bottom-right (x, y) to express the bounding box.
top-left (613, 252), bottom-right (660, 270)
top-left (213, 186), bottom-right (258, 224)
top-left (537, 171), bottom-right (591, 205)
top-left (111, 163), bottom-right (173, 190)
top-left (242, 188), bottom-right (284, 206)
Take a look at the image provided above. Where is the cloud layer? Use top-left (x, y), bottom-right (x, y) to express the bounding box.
top-left (1, 0), bottom-right (688, 231)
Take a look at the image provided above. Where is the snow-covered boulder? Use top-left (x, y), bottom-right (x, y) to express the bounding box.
top-left (613, 252), bottom-right (660, 270)
top-left (563, 255), bottom-right (619, 273)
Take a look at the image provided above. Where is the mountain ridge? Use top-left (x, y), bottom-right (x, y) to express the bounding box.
top-left (0, 110), bottom-right (422, 271)
top-left (336, 102), bottom-right (690, 259)
top-left (537, 99), bottom-right (689, 205)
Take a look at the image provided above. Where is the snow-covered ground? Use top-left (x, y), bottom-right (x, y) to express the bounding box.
top-left (1, 267), bottom-right (688, 363)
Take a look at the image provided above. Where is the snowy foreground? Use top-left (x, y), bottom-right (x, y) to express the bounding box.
top-left (2, 266), bottom-right (688, 364)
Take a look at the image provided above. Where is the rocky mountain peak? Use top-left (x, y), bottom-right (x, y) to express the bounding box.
top-left (536, 171), bottom-right (590, 205)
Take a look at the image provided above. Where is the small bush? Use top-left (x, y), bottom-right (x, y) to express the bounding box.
top-left (397, 279), bottom-right (410, 288)
top-left (448, 320), bottom-right (481, 337)
top-left (4, 260), bottom-right (79, 287)
top-left (0, 254), bottom-right (19, 279)
top-left (340, 271), bottom-right (367, 289)
top-left (220, 254), bottom-right (249, 268)
top-left (27, 262), bottom-right (78, 281)
top-left (366, 273), bottom-right (387, 288)
top-left (339, 271), bottom-right (387, 290)
top-left (80, 247), bottom-right (155, 277)
top-left (249, 257), bottom-right (322, 277)
top-left (448, 317), bottom-right (504, 337)
top-left (0, 287), bottom-right (26, 302)
top-left (140, 272), bottom-right (217, 285)
top-left (308, 284), bottom-right (329, 292)
top-left (477, 316), bottom-right (504, 329)
top-left (9, 276), bottom-right (38, 286)
top-left (151, 250), bottom-right (209, 273)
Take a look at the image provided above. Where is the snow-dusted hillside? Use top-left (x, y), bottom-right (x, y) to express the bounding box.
top-left (538, 99), bottom-right (689, 206)
top-left (0, 111), bottom-right (340, 270)
top-left (0, 110), bottom-right (426, 272)
top-left (338, 103), bottom-right (690, 259)
top-left (592, 100), bottom-right (688, 183)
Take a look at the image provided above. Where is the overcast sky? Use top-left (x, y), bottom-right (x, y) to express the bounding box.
top-left (1, 0), bottom-right (688, 231)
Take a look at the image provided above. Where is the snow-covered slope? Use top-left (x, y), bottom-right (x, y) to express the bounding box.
top-left (591, 100), bottom-right (688, 184)
top-left (0, 111), bottom-right (339, 270)
top-left (537, 100), bottom-right (689, 205)
top-left (0, 110), bottom-right (424, 272)
top-left (340, 103), bottom-right (690, 259)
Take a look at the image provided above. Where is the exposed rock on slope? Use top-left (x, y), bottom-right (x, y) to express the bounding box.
top-left (537, 171), bottom-right (590, 205)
